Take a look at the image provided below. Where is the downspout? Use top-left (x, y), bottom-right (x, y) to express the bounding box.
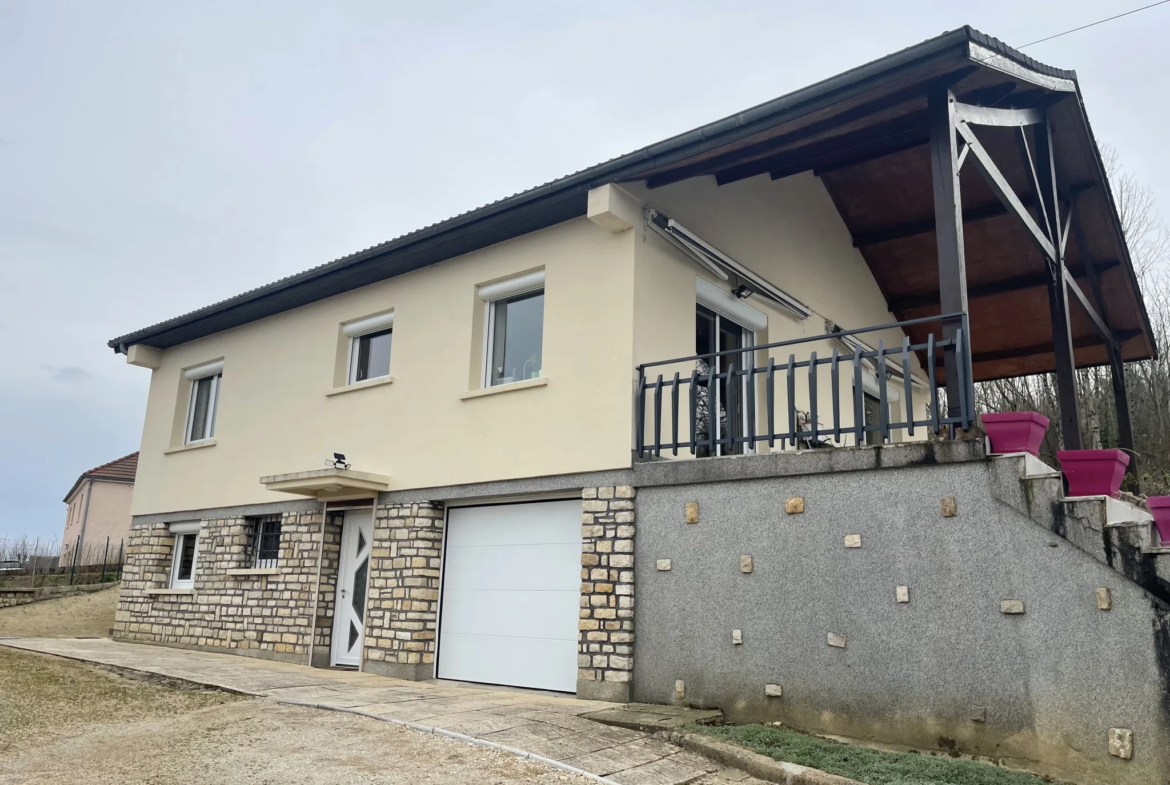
top-left (76, 479), bottom-right (94, 566)
top-left (307, 501), bottom-right (328, 667)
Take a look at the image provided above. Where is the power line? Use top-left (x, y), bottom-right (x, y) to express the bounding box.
top-left (1019, 0), bottom-right (1170, 48)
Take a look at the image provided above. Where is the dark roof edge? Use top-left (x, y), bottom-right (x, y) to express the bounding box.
top-left (107, 26), bottom-right (1069, 352)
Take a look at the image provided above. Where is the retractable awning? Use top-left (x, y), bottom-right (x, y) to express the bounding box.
top-left (645, 209), bottom-right (810, 320)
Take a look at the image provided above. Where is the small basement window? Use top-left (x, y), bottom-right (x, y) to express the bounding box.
top-left (169, 524), bottom-right (200, 590)
top-left (250, 515), bottom-right (282, 569)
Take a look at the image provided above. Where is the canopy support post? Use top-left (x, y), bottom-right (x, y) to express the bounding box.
top-left (928, 88), bottom-right (972, 424)
top-left (1035, 117), bottom-right (1081, 450)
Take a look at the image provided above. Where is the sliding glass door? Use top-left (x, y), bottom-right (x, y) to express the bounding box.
top-left (696, 304), bottom-right (754, 456)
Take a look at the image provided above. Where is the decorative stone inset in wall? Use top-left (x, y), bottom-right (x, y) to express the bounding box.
top-left (656, 559), bottom-right (672, 571)
top-left (785, 497), bottom-right (804, 515)
top-left (1000, 600), bottom-right (1025, 615)
top-left (731, 629), bottom-right (743, 645)
top-left (685, 502), bottom-right (699, 524)
top-left (1108, 727), bottom-right (1133, 760)
top-left (740, 555), bottom-right (753, 574)
top-left (1097, 587), bottom-right (1113, 610)
top-left (896, 585), bottom-right (910, 603)
top-left (674, 679), bottom-right (686, 701)
top-left (844, 534), bottom-right (862, 548)
top-left (765, 684), bottom-right (783, 697)
top-left (971, 706), bottom-right (987, 723)
top-left (827, 632), bottom-right (846, 648)
top-left (941, 496), bottom-right (958, 517)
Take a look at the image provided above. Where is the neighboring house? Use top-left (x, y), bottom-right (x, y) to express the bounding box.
top-left (107, 28), bottom-right (1166, 785)
top-left (61, 452), bottom-right (138, 566)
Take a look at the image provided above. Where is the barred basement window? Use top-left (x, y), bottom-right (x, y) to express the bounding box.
top-left (251, 515), bottom-right (282, 569)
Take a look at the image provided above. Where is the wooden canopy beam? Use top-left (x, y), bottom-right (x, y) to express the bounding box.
top-left (886, 260), bottom-right (1120, 312)
top-left (644, 68), bottom-right (979, 190)
top-left (711, 114), bottom-right (927, 187)
top-left (970, 330), bottom-right (1142, 364)
top-left (850, 182), bottom-right (1093, 248)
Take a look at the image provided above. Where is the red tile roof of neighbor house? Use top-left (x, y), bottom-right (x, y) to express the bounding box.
top-left (63, 452), bottom-right (138, 503)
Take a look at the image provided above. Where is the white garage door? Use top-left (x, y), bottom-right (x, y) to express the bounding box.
top-left (437, 499), bottom-right (580, 692)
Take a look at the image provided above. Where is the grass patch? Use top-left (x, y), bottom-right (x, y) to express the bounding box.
top-left (0, 646), bottom-right (243, 751)
top-left (692, 723), bottom-right (1056, 785)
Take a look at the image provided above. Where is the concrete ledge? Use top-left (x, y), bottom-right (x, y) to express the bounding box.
top-left (0, 587), bottom-right (35, 594)
top-left (225, 568), bottom-right (280, 577)
top-left (576, 678), bottom-right (631, 704)
top-left (459, 377), bottom-right (548, 400)
top-left (633, 439), bottom-right (985, 488)
top-left (659, 729), bottom-right (863, 785)
top-left (362, 659), bottom-right (434, 681)
top-left (144, 588), bottom-right (195, 596)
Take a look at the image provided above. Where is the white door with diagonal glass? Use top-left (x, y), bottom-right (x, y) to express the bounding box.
top-left (331, 509), bottom-right (373, 667)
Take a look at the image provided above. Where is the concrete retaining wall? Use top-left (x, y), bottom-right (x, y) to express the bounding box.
top-left (632, 445), bottom-right (1170, 785)
top-left (0, 581), bottom-right (120, 609)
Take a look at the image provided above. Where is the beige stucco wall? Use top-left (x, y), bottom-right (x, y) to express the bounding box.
top-left (129, 172), bottom-right (928, 515)
top-left (627, 172), bottom-right (929, 452)
top-left (132, 218), bottom-right (638, 515)
top-left (63, 480), bottom-right (135, 563)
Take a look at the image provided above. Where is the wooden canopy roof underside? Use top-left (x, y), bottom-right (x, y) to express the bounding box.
top-left (624, 39), bottom-right (1154, 383)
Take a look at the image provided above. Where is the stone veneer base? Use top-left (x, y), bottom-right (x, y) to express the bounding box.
top-left (362, 659), bottom-right (434, 681)
top-left (577, 678), bottom-right (631, 703)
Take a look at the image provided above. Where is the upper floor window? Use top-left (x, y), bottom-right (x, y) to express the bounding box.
top-left (488, 290), bottom-right (544, 386)
top-left (478, 270), bottom-right (545, 388)
top-left (343, 312), bottom-right (394, 385)
top-left (183, 360), bottom-right (223, 444)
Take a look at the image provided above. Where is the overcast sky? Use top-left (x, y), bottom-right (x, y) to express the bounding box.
top-left (2, 1), bottom-right (1168, 542)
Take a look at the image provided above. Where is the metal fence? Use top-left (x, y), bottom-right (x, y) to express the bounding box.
top-left (635, 314), bottom-right (975, 458)
top-left (0, 535), bottom-right (125, 588)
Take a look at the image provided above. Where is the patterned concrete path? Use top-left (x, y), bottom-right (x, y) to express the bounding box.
top-left (0, 638), bottom-right (750, 785)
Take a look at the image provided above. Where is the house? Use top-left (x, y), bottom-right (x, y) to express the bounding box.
top-left (108, 28), bottom-right (1166, 785)
top-left (61, 452), bottom-right (138, 566)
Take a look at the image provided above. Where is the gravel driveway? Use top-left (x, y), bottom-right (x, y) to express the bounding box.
top-left (0, 647), bottom-right (594, 785)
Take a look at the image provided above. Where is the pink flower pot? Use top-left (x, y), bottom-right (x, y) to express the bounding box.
top-left (1056, 449), bottom-right (1130, 498)
top-left (1147, 497), bottom-right (1170, 545)
top-left (981, 412), bottom-right (1049, 457)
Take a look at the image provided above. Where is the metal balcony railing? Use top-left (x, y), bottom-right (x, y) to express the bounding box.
top-left (635, 314), bottom-right (974, 458)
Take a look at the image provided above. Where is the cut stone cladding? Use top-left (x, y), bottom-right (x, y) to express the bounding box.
top-left (114, 507), bottom-right (335, 664)
top-left (577, 485), bottom-right (636, 702)
top-left (630, 441), bottom-right (1170, 785)
top-left (361, 502), bottom-right (444, 680)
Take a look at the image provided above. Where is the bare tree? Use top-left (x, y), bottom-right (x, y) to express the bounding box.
top-left (977, 146), bottom-right (1170, 492)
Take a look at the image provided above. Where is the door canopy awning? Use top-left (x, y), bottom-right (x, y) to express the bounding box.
top-left (260, 467), bottom-right (391, 500)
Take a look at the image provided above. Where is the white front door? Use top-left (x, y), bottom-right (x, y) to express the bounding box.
top-left (331, 509), bottom-right (373, 667)
top-left (437, 500), bottom-right (580, 692)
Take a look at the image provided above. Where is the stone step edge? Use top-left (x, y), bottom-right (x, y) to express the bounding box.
top-left (582, 707), bottom-right (723, 733)
top-left (657, 729), bottom-right (863, 785)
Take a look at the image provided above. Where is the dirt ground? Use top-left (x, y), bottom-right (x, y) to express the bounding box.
top-left (0, 647), bottom-right (595, 784)
top-left (0, 585), bottom-right (118, 638)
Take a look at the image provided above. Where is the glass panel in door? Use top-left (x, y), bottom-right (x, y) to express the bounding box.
top-left (695, 304), bottom-right (753, 456)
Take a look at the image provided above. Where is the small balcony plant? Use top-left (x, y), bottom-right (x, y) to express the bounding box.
top-left (1056, 449), bottom-right (1130, 498)
top-left (981, 411), bottom-right (1049, 457)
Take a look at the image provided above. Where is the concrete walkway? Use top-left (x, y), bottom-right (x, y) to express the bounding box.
top-left (0, 638), bottom-right (746, 785)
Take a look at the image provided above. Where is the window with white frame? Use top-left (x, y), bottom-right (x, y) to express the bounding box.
top-left (343, 312), bottom-right (394, 384)
top-left (168, 522), bottom-right (200, 589)
top-left (249, 515), bottom-right (282, 569)
top-left (184, 360), bottom-right (223, 444)
top-left (479, 271), bottom-right (545, 387)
